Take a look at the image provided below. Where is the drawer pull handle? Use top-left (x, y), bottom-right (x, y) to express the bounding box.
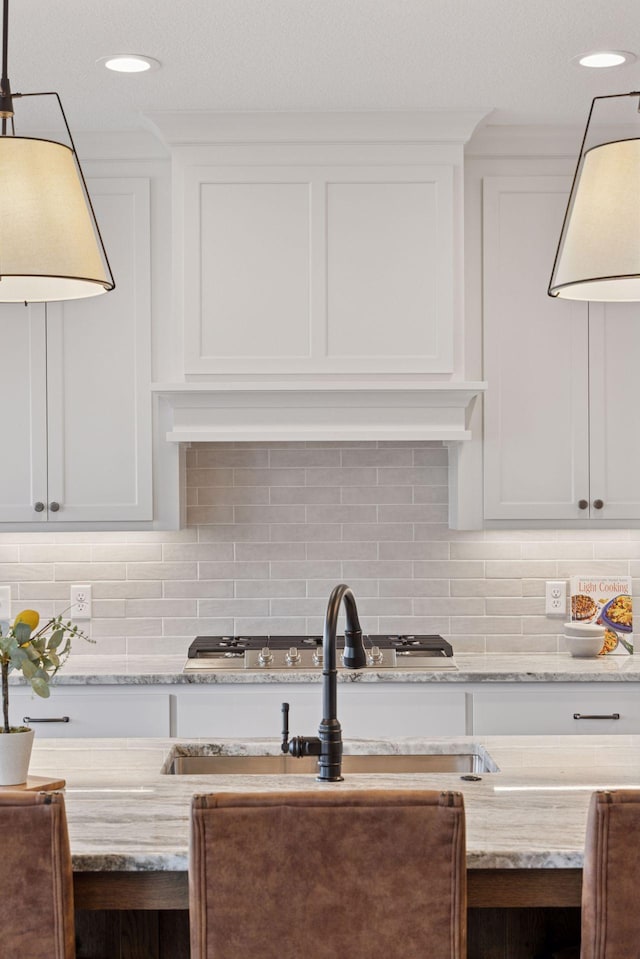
top-left (573, 712), bottom-right (620, 721)
top-left (23, 716), bottom-right (70, 724)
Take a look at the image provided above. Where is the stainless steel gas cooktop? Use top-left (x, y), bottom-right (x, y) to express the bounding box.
top-left (183, 634), bottom-right (457, 671)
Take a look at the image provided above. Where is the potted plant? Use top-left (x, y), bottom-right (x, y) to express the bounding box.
top-left (0, 609), bottom-right (93, 784)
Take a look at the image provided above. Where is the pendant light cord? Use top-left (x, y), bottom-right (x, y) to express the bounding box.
top-left (1, 0), bottom-right (9, 135)
top-left (2, 0), bottom-right (8, 87)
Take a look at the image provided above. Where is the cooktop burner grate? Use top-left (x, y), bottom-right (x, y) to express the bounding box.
top-left (184, 634), bottom-right (456, 671)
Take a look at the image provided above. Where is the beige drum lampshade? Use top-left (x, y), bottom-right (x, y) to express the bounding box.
top-left (0, 136), bottom-right (114, 302)
top-left (549, 138), bottom-right (640, 301)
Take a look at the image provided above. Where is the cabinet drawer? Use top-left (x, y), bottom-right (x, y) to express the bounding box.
top-left (176, 685), bottom-right (468, 739)
top-left (10, 691), bottom-right (171, 738)
top-left (473, 684), bottom-right (639, 734)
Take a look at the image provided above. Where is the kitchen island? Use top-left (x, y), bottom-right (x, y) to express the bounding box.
top-left (40, 731), bottom-right (619, 878)
top-left (27, 731), bottom-right (640, 956)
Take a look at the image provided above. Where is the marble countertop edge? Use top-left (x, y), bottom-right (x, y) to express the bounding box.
top-left (15, 651), bottom-right (638, 686)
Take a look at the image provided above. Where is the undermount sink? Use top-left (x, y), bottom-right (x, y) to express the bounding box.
top-left (164, 746), bottom-right (497, 776)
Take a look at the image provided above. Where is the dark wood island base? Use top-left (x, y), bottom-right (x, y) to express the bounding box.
top-left (73, 869), bottom-right (583, 958)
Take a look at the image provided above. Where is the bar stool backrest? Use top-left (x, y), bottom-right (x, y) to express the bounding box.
top-left (190, 788), bottom-right (466, 959)
top-left (582, 789), bottom-right (640, 959)
top-left (0, 790), bottom-right (75, 959)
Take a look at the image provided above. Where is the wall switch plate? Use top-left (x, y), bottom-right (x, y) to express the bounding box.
top-left (0, 585), bottom-right (10, 630)
top-left (70, 584), bottom-right (92, 621)
top-left (545, 580), bottom-right (567, 617)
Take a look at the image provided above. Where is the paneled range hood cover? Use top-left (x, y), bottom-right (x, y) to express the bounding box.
top-left (150, 111), bottom-right (488, 447)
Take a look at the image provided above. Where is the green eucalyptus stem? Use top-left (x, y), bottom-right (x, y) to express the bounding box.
top-left (2, 660), bottom-right (9, 734)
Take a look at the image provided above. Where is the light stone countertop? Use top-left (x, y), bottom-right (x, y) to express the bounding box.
top-left (23, 652), bottom-right (640, 686)
top-left (28, 734), bottom-right (640, 873)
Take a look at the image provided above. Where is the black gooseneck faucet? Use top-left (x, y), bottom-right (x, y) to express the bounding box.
top-left (281, 584), bottom-right (366, 782)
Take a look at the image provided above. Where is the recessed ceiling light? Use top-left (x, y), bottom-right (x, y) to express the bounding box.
top-left (573, 50), bottom-right (637, 69)
top-left (97, 55), bottom-right (161, 74)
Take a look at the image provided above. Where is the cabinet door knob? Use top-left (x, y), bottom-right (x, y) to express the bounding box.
top-left (578, 499), bottom-right (588, 510)
top-left (593, 499), bottom-right (604, 510)
top-left (34, 501), bottom-right (45, 513)
top-left (49, 501), bottom-right (60, 512)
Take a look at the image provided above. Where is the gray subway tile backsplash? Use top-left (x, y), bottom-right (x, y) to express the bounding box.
top-left (1, 440), bottom-right (636, 655)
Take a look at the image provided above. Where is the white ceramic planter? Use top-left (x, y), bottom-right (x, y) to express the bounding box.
top-left (0, 727), bottom-right (35, 785)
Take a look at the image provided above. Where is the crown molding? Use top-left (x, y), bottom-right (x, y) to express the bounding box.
top-left (143, 110), bottom-right (491, 148)
top-left (466, 123), bottom-right (585, 157)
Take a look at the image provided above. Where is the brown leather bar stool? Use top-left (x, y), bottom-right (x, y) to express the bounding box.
top-left (190, 788), bottom-right (466, 959)
top-left (581, 789), bottom-right (640, 959)
top-left (0, 790), bottom-right (75, 958)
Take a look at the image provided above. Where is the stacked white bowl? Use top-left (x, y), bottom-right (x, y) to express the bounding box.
top-left (563, 622), bottom-right (605, 658)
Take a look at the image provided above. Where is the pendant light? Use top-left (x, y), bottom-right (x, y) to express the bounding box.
top-left (0, 0), bottom-right (114, 302)
top-left (549, 91), bottom-right (640, 302)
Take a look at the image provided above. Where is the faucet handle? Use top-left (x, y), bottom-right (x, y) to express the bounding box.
top-left (281, 702), bottom-right (290, 754)
top-left (280, 701), bottom-right (322, 760)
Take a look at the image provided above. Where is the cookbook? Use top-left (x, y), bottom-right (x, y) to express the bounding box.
top-left (570, 576), bottom-right (633, 655)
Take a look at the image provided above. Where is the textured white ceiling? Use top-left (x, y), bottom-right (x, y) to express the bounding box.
top-left (6, 0), bottom-right (640, 132)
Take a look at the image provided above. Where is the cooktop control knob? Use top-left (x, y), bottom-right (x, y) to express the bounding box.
top-left (368, 645), bottom-right (384, 665)
top-left (258, 647), bottom-right (273, 666)
top-left (312, 648), bottom-right (323, 666)
top-left (285, 647), bottom-right (301, 666)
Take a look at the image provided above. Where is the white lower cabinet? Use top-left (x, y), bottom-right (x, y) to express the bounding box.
top-left (176, 685), bottom-right (469, 739)
top-left (473, 684), bottom-right (640, 735)
top-left (11, 689), bottom-right (170, 739)
top-left (15, 680), bottom-right (640, 740)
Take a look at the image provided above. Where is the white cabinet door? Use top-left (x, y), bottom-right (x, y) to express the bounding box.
top-left (176, 684), bottom-right (467, 739)
top-left (589, 302), bottom-right (640, 521)
top-left (11, 689), bottom-right (171, 738)
top-left (0, 305), bottom-right (48, 522)
top-left (483, 176), bottom-right (590, 521)
top-left (473, 684), bottom-right (639, 734)
top-left (181, 164), bottom-right (455, 376)
top-left (0, 178), bottom-right (152, 527)
top-left (45, 178), bottom-right (152, 522)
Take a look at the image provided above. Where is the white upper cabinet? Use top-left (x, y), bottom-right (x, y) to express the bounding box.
top-left (483, 176), bottom-right (589, 521)
top-left (0, 305), bottom-right (48, 522)
top-left (0, 177), bottom-right (153, 526)
top-left (588, 301), bottom-right (640, 520)
top-left (483, 175), bottom-right (640, 524)
top-left (181, 163), bottom-right (455, 376)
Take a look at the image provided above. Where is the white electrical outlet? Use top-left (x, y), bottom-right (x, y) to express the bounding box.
top-left (0, 585), bottom-right (10, 628)
top-left (545, 580), bottom-right (567, 616)
top-left (70, 584), bottom-right (92, 621)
